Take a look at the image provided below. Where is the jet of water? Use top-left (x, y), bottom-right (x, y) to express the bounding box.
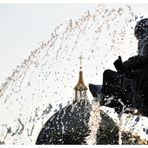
top-left (85, 95), bottom-right (102, 145)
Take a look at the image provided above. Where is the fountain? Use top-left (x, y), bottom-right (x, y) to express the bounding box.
top-left (0, 4), bottom-right (148, 144)
top-left (85, 97), bottom-right (101, 145)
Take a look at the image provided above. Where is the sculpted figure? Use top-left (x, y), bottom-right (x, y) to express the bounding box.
top-left (89, 18), bottom-right (148, 116)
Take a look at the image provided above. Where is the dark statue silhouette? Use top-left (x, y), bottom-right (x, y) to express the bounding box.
top-left (89, 18), bottom-right (148, 116)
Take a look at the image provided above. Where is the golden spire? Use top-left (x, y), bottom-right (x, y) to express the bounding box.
top-left (74, 54), bottom-right (88, 102)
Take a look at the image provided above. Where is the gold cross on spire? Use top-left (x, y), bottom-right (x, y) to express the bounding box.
top-left (79, 54), bottom-right (83, 70)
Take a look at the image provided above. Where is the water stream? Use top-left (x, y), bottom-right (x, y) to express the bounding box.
top-left (0, 4), bottom-right (147, 144)
top-left (86, 98), bottom-right (101, 144)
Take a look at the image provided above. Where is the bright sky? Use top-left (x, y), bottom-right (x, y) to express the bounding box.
top-left (0, 2), bottom-right (148, 143)
top-left (0, 4), bottom-right (96, 85)
top-left (0, 3), bottom-right (148, 85)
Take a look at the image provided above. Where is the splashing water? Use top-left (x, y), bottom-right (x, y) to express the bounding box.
top-left (118, 111), bottom-right (124, 145)
top-left (117, 98), bottom-right (127, 145)
top-left (0, 4), bottom-right (147, 144)
top-left (85, 98), bottom-right (101, 145)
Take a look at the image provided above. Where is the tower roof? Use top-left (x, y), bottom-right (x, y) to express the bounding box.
top-left (74, 55), bottom-right (88, 91)
top-left (74, 71), bottom-right (88, 90)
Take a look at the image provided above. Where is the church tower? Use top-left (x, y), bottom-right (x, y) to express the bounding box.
top-left (74, 55), bottom-right (88, 102)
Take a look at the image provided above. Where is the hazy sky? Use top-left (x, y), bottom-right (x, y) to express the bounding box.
top-left (0, 4), bottom-right (96, 85)
top-left (0, 3), bottom-right (148, 85)
top-left (0, 3), bottom-right (148, 143)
